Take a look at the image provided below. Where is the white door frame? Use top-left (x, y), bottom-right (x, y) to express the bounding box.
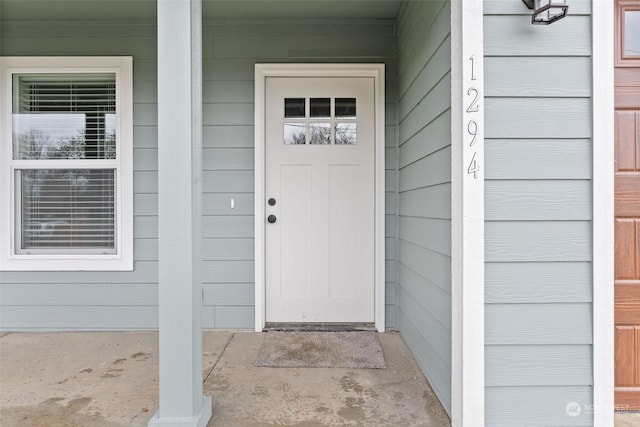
top-left (592, 0), bottom-right (615, 425)
top-left (254, 64), bottom-right (386, 332)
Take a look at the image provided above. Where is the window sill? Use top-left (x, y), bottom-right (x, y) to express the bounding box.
top-left (0, 256), bottom-right (134, 271)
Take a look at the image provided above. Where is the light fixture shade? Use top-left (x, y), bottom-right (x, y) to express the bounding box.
top-left (522, 0), bottom-right (569, 25)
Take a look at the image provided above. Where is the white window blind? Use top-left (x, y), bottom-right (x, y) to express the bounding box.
top-left (18, 169), bottom-right (115, 252)
top-left (13, 74), bottom-right (116, 160)
top-left (12, 73), bottom-right (117, 254)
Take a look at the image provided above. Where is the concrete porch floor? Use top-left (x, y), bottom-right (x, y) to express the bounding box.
top-left (0, 331), bottom-right (452, 426)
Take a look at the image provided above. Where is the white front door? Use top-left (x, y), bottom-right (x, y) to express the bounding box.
top-left (265, 77), bottom-right (375, 323)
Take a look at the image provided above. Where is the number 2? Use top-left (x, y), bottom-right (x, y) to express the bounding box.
top-left (466, 88), bottom-right (480, 113)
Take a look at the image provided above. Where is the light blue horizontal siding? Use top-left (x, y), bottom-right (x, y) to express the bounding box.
top-left (211, 35), bottom-right (395, 59)
top-left (398, 146), bottom-right (451, 192)
top-left (484, 15), bottom-right (591, 56)
top-left (399, 240), bottom-right (450, 293)
top-left (483, 0), bottom-right (591, 15)
top-left (133, 171), bottom-right (158, 193)
top-left (399, 110), bottom-right (451, 169)
top-left (486, 262), bottom-right (592, 304)
top-left (212, 306), bottom-right (254, 329)
top-left (133, 126), bottom-right (158, 148)
top-left (203, 125), bottom-right (254, 148)
top-left (203, 283), bottom-right (254, 306)
top-left (396, 0), bottom-right (451, 416)
top-left (202, 18), bottom-right (398, 329)
top-left (398, 289), bottom-right (451, 412)
top-left (398, 184), bottom-right (452, 219)
top-left (486, 303), bottom-right (593, 345)
top-left (485, 180), bottom-right (592, 221)
top-left (398, 75), bottom-right (450, 143)
top-left (485, 221), bottom-right (592, 262)
top-left (203, 216), bottom-right (254, 238)
top-left (484, 57), bottom-right (591, 98)
top-left (485, 98), bottom-right (591, 139)
top-left (484, 4), bottom-right (594, 425)
top-left (1, 283), bottom-right (158, 306)
top-left (203, 238), bottom-right (254, 261)
top-left (398, 217), bottom-right (451, 257)
top-left (210, 21), bottom-right (396, 37)
top-left (486, 345), bottom-right (593, 387)
top-left (485, 139), bottom-right (592, 180)
top-left (204, 170), bottom-right (252, 193)
top-left (1, 261), bottom-right (159, 284)
top-left (485, 386), bottom-right (593, 427)
top-left (1, 37), bottom-right (157, 57)
top-left (397, 0), bottom-right (449, 96)
top-left (203, 148), bottom-right (253, 170)
top-left (0, 15), bottom-right (399, 331)
top-left (2, 17), bottom-right (164, 329)
top-left (0, 306), bottom-right (158, 330)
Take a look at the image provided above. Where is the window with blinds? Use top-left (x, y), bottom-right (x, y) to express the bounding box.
top-left (1, 57), bottom-right (133, 271)
top-left (12, 73), bottom-right (118, 254)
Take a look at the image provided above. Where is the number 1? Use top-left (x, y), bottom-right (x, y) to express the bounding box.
top-left (470, 55), bottom-right (476, 81)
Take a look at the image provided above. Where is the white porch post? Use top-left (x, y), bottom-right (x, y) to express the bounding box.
top-left (451, 0), bottom-right (485, 426)
top-left (149, 0), bottom-right (212, 426)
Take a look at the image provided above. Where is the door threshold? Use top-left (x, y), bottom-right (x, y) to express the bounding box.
top-left (263, 322), bottom-right (377, 332)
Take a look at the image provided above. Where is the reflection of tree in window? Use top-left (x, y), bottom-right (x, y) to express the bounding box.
top-left (13, 74), bottom-right (117, 252)
top-left (309, 123), bottom-right (331, 144)
top-left (335, 123), bottom-right (356, 145)
top-left (15, 74), bottom-right (116, 160)
top-left (16, 129), bottom-right (50, 159)
top-left (289, 132), bottom-right (305, 145)
top-left (284, 123), bottom-right (306, 144)
top-left (19, 129), bottom-right (116, 160)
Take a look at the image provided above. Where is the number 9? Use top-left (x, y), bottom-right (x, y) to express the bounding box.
top-left (467, 120), bottom-right (478, 147)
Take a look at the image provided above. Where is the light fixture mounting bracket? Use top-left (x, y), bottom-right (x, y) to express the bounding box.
top-left (522, 0), bottom-right (569, 25)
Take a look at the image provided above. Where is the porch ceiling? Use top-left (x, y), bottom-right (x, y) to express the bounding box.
top-left (1, 0), bottom-right (403, 21)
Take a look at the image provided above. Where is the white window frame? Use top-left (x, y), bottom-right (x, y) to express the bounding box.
top-left (0, 56), bottom-right (133, 271)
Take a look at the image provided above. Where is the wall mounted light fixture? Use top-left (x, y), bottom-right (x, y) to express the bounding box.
top-left (522, 0), bottom-right (569, 25)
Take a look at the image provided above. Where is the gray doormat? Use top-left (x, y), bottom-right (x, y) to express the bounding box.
top-left (255, 331), bottom-right (386, 369)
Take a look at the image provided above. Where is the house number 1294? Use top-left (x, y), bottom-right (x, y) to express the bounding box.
top-left (466, 55), bottom-right (480, 179)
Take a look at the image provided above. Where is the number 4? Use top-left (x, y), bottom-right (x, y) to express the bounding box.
top-left (467, 152), bottom-right (480, 179)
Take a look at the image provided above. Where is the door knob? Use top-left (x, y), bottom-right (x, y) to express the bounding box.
top-left (267, 215), bottom-right (277, 224)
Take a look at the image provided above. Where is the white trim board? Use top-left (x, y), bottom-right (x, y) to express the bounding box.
top-left (450, 0), bottom-right (485, 425)
top-left (592, 0), bottom-right (615, 425)
top-left (253, 64), bottom-right (386, 332)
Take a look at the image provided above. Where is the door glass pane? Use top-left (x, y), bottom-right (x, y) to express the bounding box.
top-left (335, 123), bottom-right (357, 145)
top-left (335, 98), bottom-right (356, 118)
top-left (625, 10), bottom-right (640, 57)
top-left (12, 73), bottom-right (116, 160)
top-left (310, 98), bottom-right (330, 117)
top-left (284, 98), bottom-right (305, 118)
top-left (284, 123), bottom-right (306, 145)
top-left (309, 123), bottom-right (331, 144)
top-left (18, 168), bottom-right (116, 252)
